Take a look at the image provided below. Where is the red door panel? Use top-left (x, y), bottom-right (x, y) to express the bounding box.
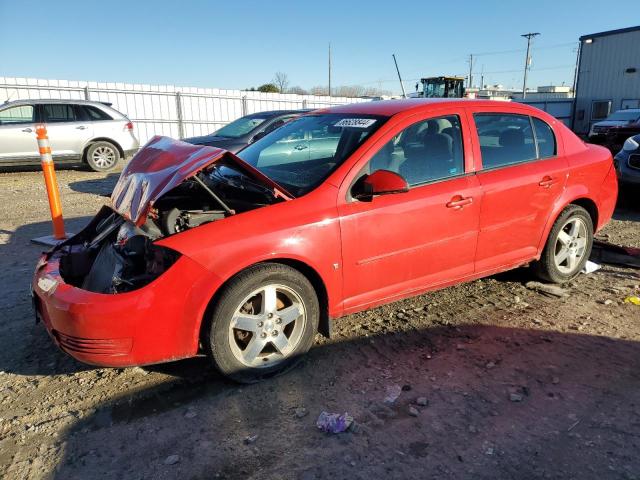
top-left (475, 159), bottom-right (568, 271)
top-left (339, 174), bottom-right (482, 312)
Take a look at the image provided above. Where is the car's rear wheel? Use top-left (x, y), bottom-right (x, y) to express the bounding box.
top-left (86, 141), bottom-right (120, 171)
top-left (207, 263), bottom-right (319, 383)
top-left (533, 205), bottom-right (593, 283)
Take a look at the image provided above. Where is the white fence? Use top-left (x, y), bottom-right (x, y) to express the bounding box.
top-left (0, 77), bottom-right (369, 144)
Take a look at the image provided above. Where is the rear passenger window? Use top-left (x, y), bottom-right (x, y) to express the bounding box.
top-left (532, 117), bottom-right (556, 158)
top-left (42, 104), bottom-right (75, 123)
top-left (83, 106), bottom-right (112, 121)
top-left (368, 115), bottom-right (464, 186)
top-left (474, 114), bottom-right (537, 169)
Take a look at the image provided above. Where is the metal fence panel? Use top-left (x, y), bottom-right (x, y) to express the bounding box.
top-left (0, 77), bottom-right (368, 144)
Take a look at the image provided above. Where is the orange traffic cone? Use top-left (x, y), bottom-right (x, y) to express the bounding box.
top-left (31, 125), bottom-right (67, 245)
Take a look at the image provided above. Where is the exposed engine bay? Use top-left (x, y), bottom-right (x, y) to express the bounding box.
top-left (57, 158), bottom-right (284, 294)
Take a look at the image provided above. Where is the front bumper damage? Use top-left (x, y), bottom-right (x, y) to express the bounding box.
top-left (32, 241), bottom-right (218, 367)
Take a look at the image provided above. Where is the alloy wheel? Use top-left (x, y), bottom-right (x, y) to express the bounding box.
top-left (228, 284), bottom-right (306, 368)
top-left (553, 217), bottom-right (588, 274)
top-left (91, 145), bottom-right (117, 169)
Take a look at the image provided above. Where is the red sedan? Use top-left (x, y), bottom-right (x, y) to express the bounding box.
top-left (32, 99), bottom-right (618, 382)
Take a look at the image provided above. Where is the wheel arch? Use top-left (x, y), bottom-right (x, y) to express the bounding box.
top-left (198, 258), bottom-right (332, 351)
top-left (569, 197), bottom-right (599, 230)
top-left (537, 191), bottom-right (600, 255)
top-left (82, 137), bottom-right (124, 163)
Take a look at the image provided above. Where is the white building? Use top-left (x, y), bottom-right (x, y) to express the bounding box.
top-left (572, 25), bottom-right (640, 135)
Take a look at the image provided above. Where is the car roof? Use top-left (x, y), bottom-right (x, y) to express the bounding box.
top-left (613, 108), bottom-right (640, 113)
top-left (1, 98), bottom-right (112, 108)
top-left (313, 98), bottom-right (544, 117)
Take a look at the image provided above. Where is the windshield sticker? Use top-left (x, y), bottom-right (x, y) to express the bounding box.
top-left (334, 118), bottom-right (377, 128)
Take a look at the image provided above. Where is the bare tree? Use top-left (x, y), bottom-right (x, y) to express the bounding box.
top-left (309, 84), bottom-right (391, 98)
top-left (273, 72), bottom-right (290, 93)
top-left (288, 85), bottom-right (308, 95)
top-left (310, 85), bottom-right (329, 96)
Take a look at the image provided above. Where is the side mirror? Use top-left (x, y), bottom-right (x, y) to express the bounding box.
top-left (353, 170), bottom-right (409, 201)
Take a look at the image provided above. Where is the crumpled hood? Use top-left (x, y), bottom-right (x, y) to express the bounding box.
top-left (111, 136), bottom-right (291, 225)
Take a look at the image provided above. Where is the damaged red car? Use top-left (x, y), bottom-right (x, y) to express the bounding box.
top-left (32, 100), bottom-right (618, 382)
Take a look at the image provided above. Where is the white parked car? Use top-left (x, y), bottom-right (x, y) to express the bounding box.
top-left (0, 99), bottom-right (139, 171)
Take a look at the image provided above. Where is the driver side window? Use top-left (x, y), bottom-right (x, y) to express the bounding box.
top-left (368, 115), bottom-right (464, 186)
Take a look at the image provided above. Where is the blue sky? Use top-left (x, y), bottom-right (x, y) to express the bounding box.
top-left (0, 0), bottom-right (637, 94)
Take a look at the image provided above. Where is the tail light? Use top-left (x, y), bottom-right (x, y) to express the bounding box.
top-left (124, 121), bottom-right (134, 131)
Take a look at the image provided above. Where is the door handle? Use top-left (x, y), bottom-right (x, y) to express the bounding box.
top-left (538, 176), bottom-right (556, 188)
top-left (294, 144), bottom-right (308, 150)
top-left (76, 125), bottom-right (88, 130)
top-left (22, 127), bottom-right (33, 133)
top-left (446, 196), bottom-right (473, 209)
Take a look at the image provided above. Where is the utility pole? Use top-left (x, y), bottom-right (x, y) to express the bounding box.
top-left (571, 40), bottom-right (581, 94)
top-left (521, 32), bottom-right (540, 99)
top-left (328, 42), bottom-right (332, 100)
top-left (392, 54), bottom-right (407, 98)
top-left (480, 64), bottom-right (485, 90)
top-left (468, 54), bottom-right (474, 89)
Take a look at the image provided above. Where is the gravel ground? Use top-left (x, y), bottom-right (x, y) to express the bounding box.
top-left (0, 166), bottom-right (639, 480)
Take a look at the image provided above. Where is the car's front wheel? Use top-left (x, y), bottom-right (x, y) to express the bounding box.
top-left (534, 205), bottom-right (593, 283)
top-left (86, 141), bottom-right (120, 171)
top-left (207, 263), bottom-right (319, 383)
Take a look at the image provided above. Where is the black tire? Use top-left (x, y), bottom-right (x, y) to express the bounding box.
top-left (533, 205), bottom-right (594, 283)
top-left (206, 263), bottom-right (319, 383)
top-left (85, 141), bottom-right (120, 172)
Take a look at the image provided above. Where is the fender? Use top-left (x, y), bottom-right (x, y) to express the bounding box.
top-left (176, 251), bottom-right (338, 353)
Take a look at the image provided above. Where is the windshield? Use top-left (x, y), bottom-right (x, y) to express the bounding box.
top-left (212, 115), bottom-right (269, 138)
top-left (607, 110), bottom-right (640, 122)
top-left (237, 113), bottom-right (386, 196)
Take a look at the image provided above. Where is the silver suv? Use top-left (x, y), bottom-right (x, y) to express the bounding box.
top-left (0, 99), bottom-right (139, 171)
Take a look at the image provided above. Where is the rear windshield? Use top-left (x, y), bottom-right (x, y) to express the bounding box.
top-left (213, 116), bottom-right (269, 138)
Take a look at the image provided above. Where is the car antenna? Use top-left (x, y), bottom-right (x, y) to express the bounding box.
top-left (191, 174), bottom-right (236, 216)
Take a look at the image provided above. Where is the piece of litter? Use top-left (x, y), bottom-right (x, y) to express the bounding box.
top-left (509, 393), bottom-right (524, 402)
top-left (294, 407), bottom-right (309, 418)
top-left (316, 412), bottom-right (354, 433)
top-left (582, 260), bottom-right (601, 274)
top-left (383, 384), bottom-right (402, 405)
top-left (164, 455), bottom-right (180, 465)
top-left (624, 296), bottom-right (640, 305)
top-left (243, 434), bottom-right (259, 444)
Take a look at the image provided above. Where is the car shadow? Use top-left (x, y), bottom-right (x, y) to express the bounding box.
top-left (614, 185), bottom-right (640, 222)
top-left (68, 173), bottom-right (121, 197)
top-left (0, 163), bottom-right (88, 174)
top-left (46, 323), bottom-right (640, 479)
top-left (0, 216), bottom-right (96, 377)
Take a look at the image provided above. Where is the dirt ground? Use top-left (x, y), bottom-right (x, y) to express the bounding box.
top-left (1, 165), bottom-right (639, 480)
